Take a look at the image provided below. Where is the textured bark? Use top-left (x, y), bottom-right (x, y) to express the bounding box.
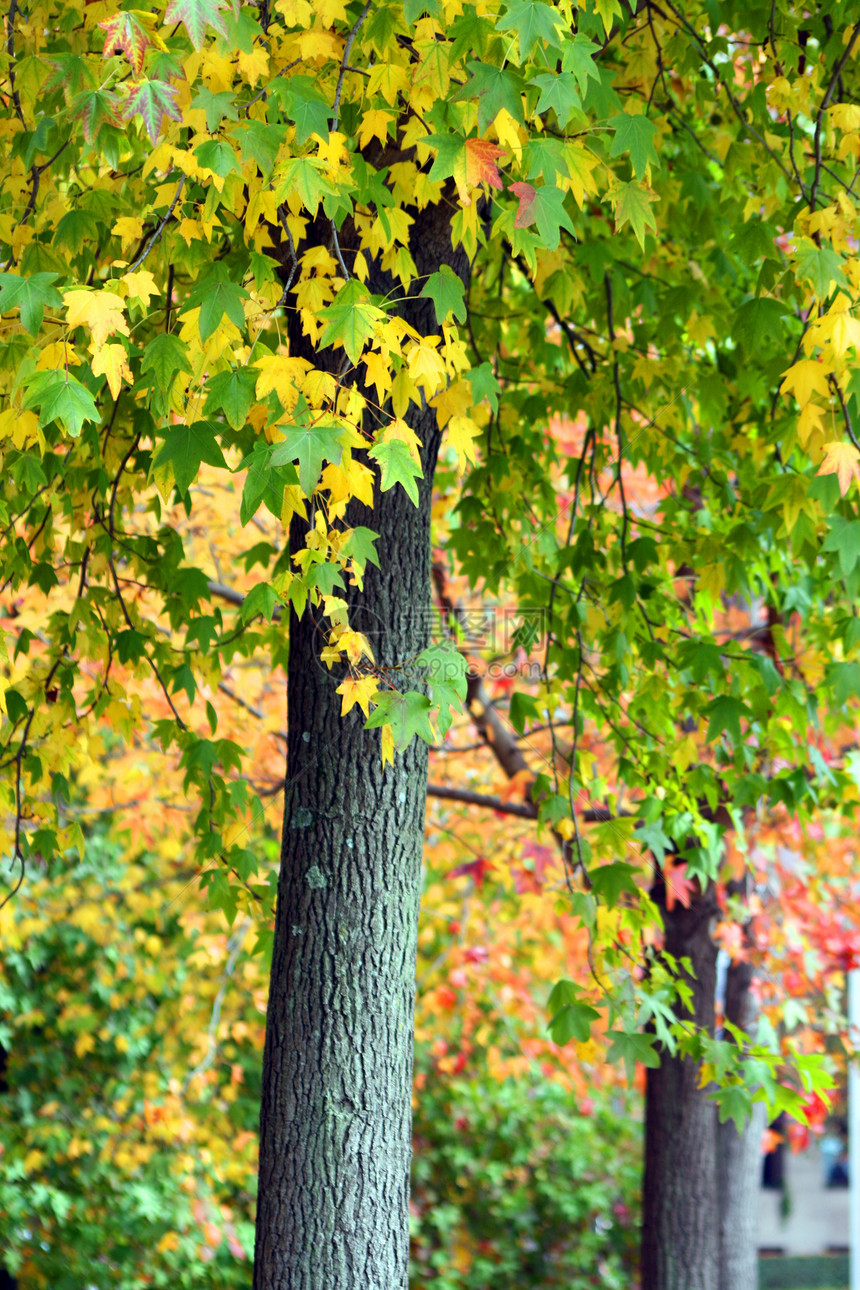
top-left (717, 959), bottom-right (766, 1290)
top-left (253, 200), bottom-right (467, 1289)
top-left (641, 887), bottom-right (719, 1290)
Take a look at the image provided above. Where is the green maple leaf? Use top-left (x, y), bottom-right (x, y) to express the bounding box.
top-left (420, 265), bottom-right (467, 325)
top-left (286, 76), bottom-right (332, 145)
top-left (452, 61), bottom-right (526, 133)
top-left (240, 582), bottom-right (283, 624)
top-left (415, 642), bottom-right (467, 736)
top-left (154, 420), bottom-right (228, 493)
top-left (606, 1029), bottom-right (661, 1083)
top-left (195, 139), bottom-right (241, 179)
top-left (525, 183), bottom-right (575, 250)
top-left (793, 238), bottom-right (846, 299)
top-left (562, 33), bottom-right (601, 93)
top-left (276, 157), bottom-right (337, 217)
top-left (531, 72), bottom-right (583, 127)
top-left (236, 121), bottom-right (284, 176)
top-left (23, 371), bottom-right (99, 437)
top-left (71, 87), bottom-right (119, 143)
top-left (0, 273), bottom-right (62, 336)
top-left (204, 367), bottom-right (258, 431)
top-left (123, 79), bottom-right (182, 144)
top-left (369, 439), bottom-right (423, 506)
top-left (822, 516), bottom-right (860, 576)
top-left (495, 0), bottom-right (566, 62)
top-left (182, 270), bottom-right (249, 342)
top-left (609, 179), bottom-right (657, 249)
top-left (547, 999), bottom-right (601, 1045)
top-left (163, 0), bottom-right (229, 49)
top-left (191, 88), bottom-right (238, 133)
top-left (704, 695), bottom-right (750, 746)
top-left (270, 421), bottom-right (343, 495)
top-left (365, 690), bottom-right (435, 748)
top-left (341, 526), bottom-right (380, 573)
top-left (318, 280), bottom-right (385, 365)
top-left (141, 334), bottom-right (191, 389)
top-left (609, 112), bottom-right (659, 178)
top-left (239, 444), bottom-right (299, 525)
top-left (733, 297), bottom-right (787, 352)
top-left (588, 861), bottom-right (639, 908)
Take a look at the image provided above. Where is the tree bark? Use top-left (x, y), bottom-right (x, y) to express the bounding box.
top-left (641, 887), bottom-right (719, 1290)
top-left (717, 958), bottom-right (766, 1290)
top-left (253, 200), bottom-right (466, 1288)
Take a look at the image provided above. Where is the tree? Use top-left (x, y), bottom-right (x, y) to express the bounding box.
top-left (2, 0), bottom-right (860, 1286)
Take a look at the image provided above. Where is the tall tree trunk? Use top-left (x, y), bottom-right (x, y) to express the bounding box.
top-left (717, 958), bottom-right (766, 1290)
top-left (641, 887), bottom-right (719, 1290)
top-left (253, 200), bottom-right (465, 1288)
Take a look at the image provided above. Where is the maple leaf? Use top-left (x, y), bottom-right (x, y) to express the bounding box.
top-left (98, 11), bottom-right (160, 76)
top-left (90, 343), bottom-right (133, 399)
top-left (818, 441), bottom-right (860, 496)
top-left (163, 0), bottom-right (229, 50)
top-left (780, 358), bottom-right (833, 406)
top-left (64, 289), bottom-right (129, 347)
top-left (336, 675), bottom-right (379, 718)
top-left (663, 857), bottom-right (696, 912)
top-left (458, 137), bottom-right (506, 205)
top-left (511, 181), bottom-right (537, 228)
top-left (124, 80), bottom-right (182, 144)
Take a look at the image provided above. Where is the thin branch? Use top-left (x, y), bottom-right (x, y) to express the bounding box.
top-left (128, 176), bottom-right (186, 272)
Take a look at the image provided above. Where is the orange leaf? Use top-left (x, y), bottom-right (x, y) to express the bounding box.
top-left (455, 138), bottom-right (506, 203)
top-left (817, 440), bottom-right (860, 495)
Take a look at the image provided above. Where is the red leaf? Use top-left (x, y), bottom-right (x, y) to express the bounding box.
top-left (446, 856), bottom-right (494, 887)
top-left (664, 857), bottom-right (695, 911)
top-left (510, 181), bottom-right (537, 229)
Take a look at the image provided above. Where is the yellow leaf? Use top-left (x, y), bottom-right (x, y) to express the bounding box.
top-left (430, 377), bottom-right (473, 428)
top-left (818, 440), bottom-right (860, 495)
top-left (367, 62), bottom-right (409, 106)
top-left (112, 216), bottom-right (144, 252)
top-left (122, 270), bottom-right (160, 309)
top-left (64, 289), bottom-right (129, 347)
top-left (336, 674), bottom-right (379, 717)
top-left (36, 342), bottom-right (82, 371)
top-left (780, 358), bottom-right (833, 406)
top-left (310, 0), bottom-right (348, 24)
top-left (358, 109), bottom-right (395, 150)
top-left (446, 415), bottom-right (482, 471)
top-left (797, 401), bottom-right (827, 450)
top-left (91, 344), bottom-right (133, 398)
top-left (255, 354), bottom-right (312, 411)
top-left (407, 340), bottom-right (447, 394)
top-left (380, 721), bottom-right (395, 768)
top-left (238, 45), bottom-right (270, 87)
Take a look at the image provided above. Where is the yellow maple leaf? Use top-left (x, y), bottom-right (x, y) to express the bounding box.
top-left (818, 440), bottom-right (860, 495)
top-left (358, 109), bottom-right (395, 150)
top-left (255, 354), bottom-right (312, 411)
top-left (429, 377), bottom-right (473, 428)
top-left (336, 674), bottom-right (379, 717)
top-left (112, 216), bottom-right (144, 252)
top-left (446, 415), bottom-right (482, 471)
top-left (780, 358), bottom-right (833, 406)
top-left (238, 46), bottom-right (269, 87)
top-left (380, 722), bottom-right (395, 768)
top-left (122, 270), bottom-right (160, 309)
top-left (407, 340), bottom-right (447, 393)
top-left (91, 344), bottom-right (133, 399)
top-left (797, 401), bottom-right (827, 450)
top-left (65, 289), bottom-right (129, 347)
top-left (367, 62), bottom-right (409, 106)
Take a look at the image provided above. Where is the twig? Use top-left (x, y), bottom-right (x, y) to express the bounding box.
top-left (183, 918), bottom-right (252, 1092)
top-left (128, 176), bottom-right (186, 272)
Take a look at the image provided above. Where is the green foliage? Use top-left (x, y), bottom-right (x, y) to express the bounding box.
top-left (410, 1071), bottom-right (640, 1289)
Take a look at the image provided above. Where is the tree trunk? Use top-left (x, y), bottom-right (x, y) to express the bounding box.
top-left (641, 887), bottom-right (719, 1290)
top-left (253, 200), bottom-right (465, 1288)
top-left (717, 958), bottom-right (765, 1290)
